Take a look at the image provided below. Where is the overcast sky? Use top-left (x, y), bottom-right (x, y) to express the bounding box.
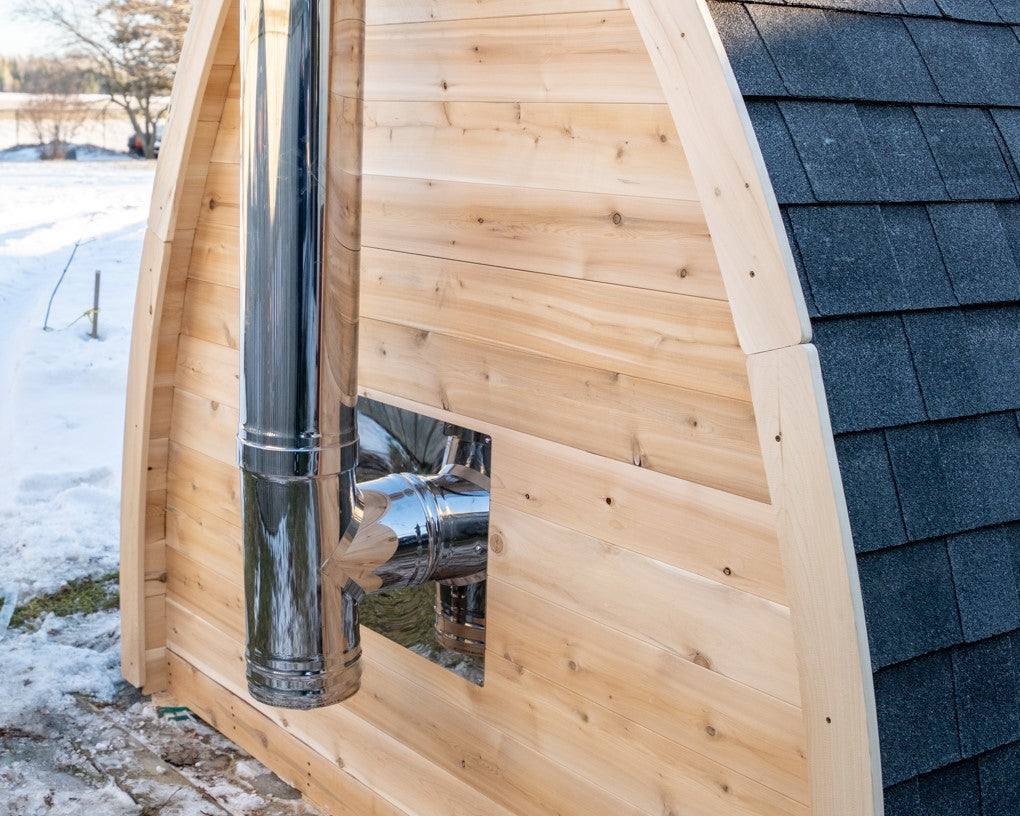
top-left (0, 0), bottom-right (59, 57)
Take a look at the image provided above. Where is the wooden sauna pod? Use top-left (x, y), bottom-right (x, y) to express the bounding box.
top-left (120, 1), bottom-right (880, 814)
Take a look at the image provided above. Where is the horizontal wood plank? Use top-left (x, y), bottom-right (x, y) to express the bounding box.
top-left (198, 161), bottom-right (240, 228)
top-left (364, 100), bottom-right (695, 200)
top-left (167, 442), bottom-right (241, 527)
top-left (362, 174), bottom-right (724, 300)
top-left (169, 389), bottom-right (238, 465)
top-left (366, 0), bottom-right (626, 25)
top-left (143, 647), bottom-right (167, 694)
top-left (365, 11), bottom-right (664, 103)
top-left (167, 652), bottom-right (410, 816)
top-left (489, 503), bottom-right (800, 705)
top-left (361, 247), bottom-right (747, 400)
top-left (180, 278), bottom-right (239, 349)
top-left (486, 580), bottom-right (808, 802)
top-left (189, 220), bottom-right (240, 288)
top-left (166, 601), bottom-right (622, 816)
top-left (491, 428), bottom-right (786, 603)
top-left (174, 334), bottom-right (239, 409)
top-left (360, 318), bottom-right (769, 500)
top-left (166, 495), bottom-right (242, 582)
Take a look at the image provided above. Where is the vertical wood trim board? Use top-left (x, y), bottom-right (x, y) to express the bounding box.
top-left (119, 0), bottom-right (235, 688)
top-left (747, 347), bottom-right (883, 816)
top-left (626, 0), bottom-right (810, 355)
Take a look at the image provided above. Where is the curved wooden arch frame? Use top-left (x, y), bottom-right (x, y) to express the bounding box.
top-left (120, 0), bottom-right (235, 688)
top-left (121, 1), bottom-right (881, 813)
top-left (627, 2), bottom-right (881, 814)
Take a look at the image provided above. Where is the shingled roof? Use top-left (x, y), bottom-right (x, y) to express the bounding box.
top-left (707, 1), bottom-right (1020, 811)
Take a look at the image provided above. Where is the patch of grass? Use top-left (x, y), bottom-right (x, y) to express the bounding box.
top-left (9, 572), bottom-right (119, 630)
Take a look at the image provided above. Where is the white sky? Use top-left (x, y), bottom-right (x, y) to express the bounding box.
top-left (0, 0), bottom-right (60, 57)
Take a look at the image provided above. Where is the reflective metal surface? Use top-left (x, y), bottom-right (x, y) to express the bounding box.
top-left (434, 426), bottom-right (490, 655)
top-left (239, 0), bottom-right (366, 709)
top-left (435, 582), bottom-right (487, 657)
top-left (239, 0), bottom-right (488, 710)
top-left (334, 466), bottom-right (489, 596)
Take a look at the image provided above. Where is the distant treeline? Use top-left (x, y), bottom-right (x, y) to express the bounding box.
top-left (0, 55), bottom-right (101, 94)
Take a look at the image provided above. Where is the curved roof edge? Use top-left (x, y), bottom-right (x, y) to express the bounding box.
top-left (632, 2), bottom-right (883, 813)
top-left (707, 0), bottom-right (1020, 813)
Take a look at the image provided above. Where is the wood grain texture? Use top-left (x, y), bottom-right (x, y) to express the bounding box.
top-left (365, 11), bottom-right (665, 104)
top-left (120, 0), bottom-right (235, 689)
top-left (486, 582), bottom-right (808, 802)
top-left (124, 2), bottom-right (876, 815)
top-left (166, 600), bottom-right (642, 816)
top-left (363, 100), bottom-right (696, 199)
top-left (627, 0), bottom-right (810, 354)
top-left (748, 345), bottom-right (881, 816)
top-left (491, 428), bottom-right (786, 603)
top-left (489, 503), bottom-right (799, 706)
top-left (362, 174), bottom-right (724, 300)
top-left (361, 247), bottom-right (748, 399)
top-left (168, 653), bottom-right (412, 816)
top-left (367, 0), bottom-right (627, 26)
top-left (360, 318), bottom-right (770, 501)
top-left (121, 229), bottom-right (172, 686)
top-left (148, 0), bottom-right (235, 241)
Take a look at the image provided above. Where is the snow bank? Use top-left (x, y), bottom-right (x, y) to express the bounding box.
top-left (0, 161), bottom-right (153, 602)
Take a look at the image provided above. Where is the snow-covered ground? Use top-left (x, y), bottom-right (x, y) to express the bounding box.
top-left (0, 159), bottom-right (320, 814)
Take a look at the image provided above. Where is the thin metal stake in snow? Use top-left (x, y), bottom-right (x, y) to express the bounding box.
top-left (90, 271), bottom-right (101, 339)
top-left (42, 216), bottom-right (96, 332)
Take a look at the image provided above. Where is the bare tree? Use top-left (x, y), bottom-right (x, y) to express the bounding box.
top-left (23, 96), bottom-right (93, 158)
top-left (21, 1), bottom-right (190, 158)
top-left (15, 58), bottom-right (96, 158)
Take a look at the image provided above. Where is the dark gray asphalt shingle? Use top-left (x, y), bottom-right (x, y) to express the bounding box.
top-left (916, 761), bottom-right (982, 815)
top-left (886, 415), bottom-right (1020, 540)
top-left (707, 1), bottom-right (1020, 803)
top-left (905, 18), bottom-right (1020, 106)
top-left (789, 205), bottom-right (956, 315)
top-left (885, 424), bottom-right (959, 540)
top-left (785, 0), bottom-right (904, 12)
top-left (1000, 202), bottom-right (1020, 267)
top-left (834, 431), bottom-right (908, 553)
top-left (746, 102), bottom-right (815, 204)
top-left (992, 0), bottom-right (1020, 23)
top-left (928, 203), bottom-right (1020, 304)
top-left (858, 540), bottom-right (963, 668)
top-left (980, 742), bottom-right (1020, 816)
top-left (992, 108), bottom-right (1020, 178)
top-left (903, 306), bottom-right (1020, 420)
top-left (826, 13), bottom-right (940, 103)
top-left (883, 778), bottom-right (923, 816)
top-left (881, 206), bottom-right (958, 309)
top-left (748, 5), bottom-right (860, 98)
top-left (948, 527), bottom-right (1020, 642)
top-left (915, 107), bottom-right (1019, 201)
top-left (933, 0), bottom-right (1004, 22)
top-left (780, 210), bottom-right (820, 316)
top-left (899, 0), bottom-right (942, 13)
top-left (874, 652), bottom-right (962, 785)
top-left (937, 415), bottom-right (1020, 532)
top-left (781, 102), bottom-right (887, 200)
top-left (789, 206), bottom-right (896, 314)
top-left (856, 105), bottom-right (947, 200)
top-left (953, 637), bottom-right (1020, 757)
top-left (814, 316), bottom-right (927, 433)
top-left (708, 2), bottom-right (786, 96)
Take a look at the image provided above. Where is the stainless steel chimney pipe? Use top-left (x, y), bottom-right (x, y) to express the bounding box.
top-left (239, 0), bottom-right (489, 711)
top-left (239, 0), bottom-right (365, 709)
